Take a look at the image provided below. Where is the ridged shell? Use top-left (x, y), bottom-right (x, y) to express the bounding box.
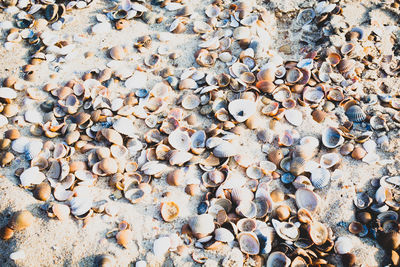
top-left (290, 157), bottom-right (306, 176)
top-left (168, 129), bottom-right (191, 151)
top-left (345, 105), bottom-right (366, 122)
top-left (310, 167), bottom-right (330, 189)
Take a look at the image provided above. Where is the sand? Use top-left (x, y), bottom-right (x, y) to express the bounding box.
top-left (0, 0), bottom-right (399, 266)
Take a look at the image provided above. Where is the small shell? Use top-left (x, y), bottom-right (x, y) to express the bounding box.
top-left (310, 167), bottom-right (330, 189)
top-left (227, 99), bottom-right (257, 123)
top-left (69, 194), bottom-right (92, 216)
top-left (109, 45), bottom-right (125, 60)
top-left (116, 229), bottom-right (133, 248)
top-left (272, 219), bottom-right (300, 242)
top-left (182, 94), bottom-right (200, 110)
top-left (320, 153), bottom-right (340, 169)
top-left (0, 87), bottom-right (17, 99)
top-left (266, 252), bottom-right (291, 267)
top-left (334, 236), bottom-right (353, 254)
top-left (34, 182), bottom-right (51, 201)
top-left (52, 203), bottom-right (70, 221)
top-left (98, 158), bottom-right (118, 175)
top-left (345, 105), bottom-right (366, 122)
top-left (160, 201), bottom-right (179, 222)
top-left (311, 110), bottom-right (326, 123)
top-left (351, 147), bottom-right (367, 160)
top-left (189, 214), bottom-right (215, 238)
top-left (348, 221), bottom-right (363, 235)
top-left (322, 127), bottom-right (344, 148)
top-left (295, 188), bottom-right (319, 212)
top-left (308, 221), bottom-right (328, 245)
top-left (237, 232), bottom-right (260, 255)
top-left (213, 141), bottom-right (238, 158)
top-left (286, 68), bottom-right (302, 84)
top-left (354, 192), bottom-right (372, 209)
top-left (290, 157), bottom-right (306, 176)
top-left (12, 137), bottom-right (30, 154)
top-left (113, 117), bottom-right (135, 137)
top-left (236, 201), bottom-right (257, 218)
top-left (20, 167), bottom-right (46, 187)
top-left (102, 129), bottom-right (123, 145)
top-left (168, 129), bottom-right (191, 151)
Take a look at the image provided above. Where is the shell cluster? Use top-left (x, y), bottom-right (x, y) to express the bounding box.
top-left (0, 0), bottom-right (400, 265)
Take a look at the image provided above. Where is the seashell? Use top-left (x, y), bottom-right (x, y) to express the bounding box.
top-left (52, 203), bottom-right (70, 221)
top-left (295, 8), bottom-right (315, 27)
top-left (293, 176), bottom-right (313, 190)
top-left (96, 255), bottom-right (116, 267)
top-left (348, 27), bottom-right (364, 40)
top-left (341, 43), bottom-right (355, 55)
top-left (268, 149), bottom-right (283, 165)
top-left (166, 169), bottom-right (185, 186)
top-left (169, 150), bottom-right (192, 165)
top-left (12, 137), bottom-right (30, 154)
top-left (338, 59), bottom-right (355, 73)
top-left (141, 161), bottom-right (167, 176)
top-left (169, 19), bottom-right (186, 33)
top-left (275, 205), bottom-right (291, 221)
top-left (153, 236), bottom-right (171, 257)
top-left (291, 256), bottom-right (307, 267)
top-left (297, 208), bottom-right (313, 224)
top-left (228, 99), bottom-right (256, 122)
top-left (144, 54), bottom-right (161, 68)
top-left (310, 167), bottom-right (330, 189)
top-left (354, 192), bottom-right (372, 209)
top-left (348, 221), bottom-right (363, 235)
top-left (160, 201), bottom-right (179, 222)
top-left (322, 127), bottom-right (344, 148)
top-left (185, 184), bottom-right (200, 196)
top-left (182, 94), bottom-right (200, 110)
top-left (102, 129), bottom-right (123, 145)
top-left (69, 194), bottom-right (92, 216)
top-left (334, 236), bottom-right (353, 254)
top-left (4, 129), bottom-right (20, 140)
top-left (1, 152), bottom-right (14, 167)
top-left (33, 182), bottom-right (51, 201)
top-left (345, 105), bottom-right (365, 122)
top-left (351, 147), bottom-right (366, 160)
top-left (110, 144), bottom-right (128, 159)
top-left (320, 153), bottom-right (340, 169)
top-left (273, 85), bottom-right (292, 102)
top-left (256, 80), bottom-right (275, 94)
top-left (295, 188), bottom-right (319, 212)
top-left (116, 229), bottom-right (133, 248)
top-left (311, 110), bottom-right (326, 123)
top-left (303, 86), bottom-right (324, 104)
top-left (0, 226), bottom-right (14, 240)
top-left (213, 141), bottom-right (237, 158)
top-left (308, 221), bottom-right (328, 245)
top-left (214, 228), bottom-right (234, 243)
top-left (284, 109), bottom-right (302, 126)
top-left (236, 200), bottom-right (257, 218)
top-left (257, 68), bottom-right (276, 82)
top-left (370, 115), bottom-right (387, 131)
top-left (8, 210), bottom-right (34, 231)
top-left (340, 143), bottom-right (354, 156)
top-left (189, 214), bottom-right (215, 238)
top-left (237, 232), bottom-right (259, 255)
top-left (20, 166), bottom-right (46, 187)
top-left (98, 158), bottom-right (118, 175)
top-left (327, 52), bottom-right (341, 66)
top-left (290, 157), bottom-right (306, 176)
top-left (113, 117), bottom-right (135, 137)
top-left (109, 45), bottom-right (125, 60)
top-left (286, 68), bottom-right (302, 84)
top-left (239, 72), bottom-right (256, 84)
top-left (179, 78), bottom-right (197, 90)
top-left (266, 252), bottom-right (291, 267)
top-left (233, 26), bottom-right (251, 40)
top-left (168, 129), bottom-right (191, 151)
top-left (0, 87), bottom-right (17, 99)
top-left (272, 219), bottom-right (300, 242)
top-left (193, 21), bottom-right (212, 34)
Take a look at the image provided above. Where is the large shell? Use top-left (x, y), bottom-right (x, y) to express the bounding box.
top-left (322, 127), bottom-right (344, 148)
top-left (284, 109), bottom-right (302, 126)
top-left (310, 167), bottom-right (330, 189)
top-left (228, 99), bottom-right (256, 122)
top-left (12, 137), bottom-right (30, 154)
top-left (272, 219), bottom-right (300, 242)
top-left (237, 232), bottom-right (260, 255)
top-left (141, 161), bottom-right (167, 176)
top-left (345, 105), bottom-right (366, 122)
top-left (168, 129), bottom-right (191, 151)
top-left (20, 167), bottom-right (46, 187)
top-left (334, 236), bottom-right (353, 254)
top-left (189, 214), bottom-right (215, 238)
top-left (69, 195), bottom-right (92, 216)
top-left (266, 251), bottom-right (291, 267)
top-left (295, 188), bottom-right (319, 212)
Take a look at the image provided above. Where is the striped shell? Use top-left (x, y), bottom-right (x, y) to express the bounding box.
top-left (345, 105), bottom-right (366, 122)
top-left (310, 167), bottom-right (331, 189)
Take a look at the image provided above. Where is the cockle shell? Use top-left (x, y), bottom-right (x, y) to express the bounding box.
top-left (322, 127), bottom-right (344, 148)
top-left (189, 214), bottom-right (215, 238)
top-left (345, 105), bottom-right (366, 122)
top-left (334, 236), bottom-right (353, 254)
top-left (320, 153), bottom-right (340, 169)
top-left (266, 251), bottom-right (291, 267)
top-left (228, 99), bottom-right (256, 122)
top-left (310, 167), bottom-right (330, 189)
top-left (272, 219), bottom-right (300, 242)
top-left (168, 129), bottom-right (191, 151)
top-left (113, 117), bottom-right (135, 137)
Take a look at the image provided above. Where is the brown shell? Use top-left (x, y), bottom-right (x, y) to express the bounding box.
top-left (275, 205), bottom-right (291, 221)
top-left (160, 201), bottom-right (180, 222)
top-left (348, 221), bottom-right (363, 234)
top-left (257, 68), bottom-right (275, 82)
top-left (256, 80), bottom-right (275, 94)
top-left (351, 147), bottom-right (366, 160)
top-left (0, 226), bottom-right (14, 240)
top-left (267, 149), bottom-right (283, 165)
top-left (311, 110), bottom-right (326, 123)
top-left (116, 229), bottom-right (133, 248)
top-left (34, 182), bottom-right (51, 201)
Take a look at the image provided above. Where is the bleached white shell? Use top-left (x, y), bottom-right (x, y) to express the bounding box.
top-left (168, 129), bottom-right (191, 151)
top-left (91, 22), bottom-right (111, 34)
top-left (213, 141), bottom-right (238, 158)
top-left (125, 71), bottom-right (147, 89)
top-left (320, 153), bottom-right (340, 169)
top-left (214, 228), bottom-right (234, 242)
top-left (113, 117), bottom-right (135, 137)
top-left (153, 237), bottom-right (171, 257)
top-left (334, 236), bottom-right (353, 254)
top-left (24, 109), bottom-right (43, 124)
top-left (0, 87), bottom-right (17, 99)
top-left (24, 139), bottom-right (43, 160)
top-left (140, 161), bottom-right (167, 175)
top-left (284, 109), bottom-right (303, 126)
top-left (69, 195), bottom-right (92, 216)
top-left (228, 99), bottom-right (256, 122)
top-left (0, 115), bottom-right (8, 127)
top-left (12, 137), bottom-right (30, 153)
top-left (20, 166), bottom-right (46, 186)
top-left (310, 167), bottom-right (330, 189)
top-left (169, 150), bottom-right (192, 165)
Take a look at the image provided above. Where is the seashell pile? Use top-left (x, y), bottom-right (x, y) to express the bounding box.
top-left (0, 0), bottom-right (399, 265)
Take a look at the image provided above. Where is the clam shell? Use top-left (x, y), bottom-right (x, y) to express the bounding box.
top-left (310, 167), bottom-right (330, 189)
top-left (236, 200), bottom-right (257, 218)
top-left (24, 139), bottom-right (43, 160)
top-left (214, 228), bottom-right (234, 243)
top-left (237, 232), bottom-right (260, 255)
top-left (116, 229), bottom-right (133, 248)
top-left (52, 203), bottom-right (70, 221)
top-left (266, 251), bottom-right (291, 267)
top-left (160, 201), bottom-right (179, 222)
top-left (169, 150), bottom-right (192, 165)
top-left (113, 117), bottom-right (135, 137)
top-left (12, 137), bottom-right (30, 154)
top-left (20, 167), bottom-right (46, 187)
top-left (168, 129), bottom-right (191, 151)
top-left (295, 188), bottom-right (319, 212)
top-left (8, 210), bottom-right (34, 231)
top-left (354, 192), bottom-right (372, 209)
top-left (228, 99), bottom-right (256, 122)
top-left (308, 221), bottom-right (328, 245)
top-left (322, 127), bottom-right (344, 148)
top-left (189, 214), bottom-right (215, 238)
top-left (345, 105), bottom-right (366, 122)
top-left (0, 87), bottom-right (17, 99)
top-left (286, 68), bottom-right (302, 84)
top-left (284, 109), bottom-right (302, 126)
top-left (213, 141), bottom-right (238, 158)
top-left (69, 193), bottom-right (92, 216)
top-left (320, 153), bottom-right (340, 169)
top-left (102, 129), bottom-right (123, 146)
top-left (236, 218), bottom-right (257, 232)
top-left (290, 157), bottom-right (306, 176)
top-left (272, 219), bottom-right (300, 242)
top-left (153, 236), bottom-right (171, 257)
top-left (109, 45), bottom-right (125, 60)
top-left (303, 87), bottom-right (324, 104)
top-left (334, 236), bottom-right (353, 254)
top-left (141, 161), bottom-right (167, 176)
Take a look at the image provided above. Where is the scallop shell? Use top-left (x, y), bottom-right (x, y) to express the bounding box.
top-left (345, 105), bottom-right (366, 122)
top-left (168, 129), bottom-right (191, 151)
top-left (272, 219), bottom-right (300, 242)
top-left (20, 166), bottom-right (46, 187)
top-left (266, 251), bottom-right (291, 267)
top-left (310, 167), bottom-right (330, 189)
top-left (237, 232), bottom-right (260, 255)
top-left (295, 188), bottom-right (319, 212)
top-left (228, 99), bottom-right (256, 122)
top-left (322, 127), bottom-right (344, 148)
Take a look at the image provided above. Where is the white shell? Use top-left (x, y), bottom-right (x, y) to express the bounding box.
top-left (266, 251), bottom-right (291, 267)
top-left (214, 228), bottom-right (234, 242)
top-left (113, 117), bottom-right (135, 137)
top-left (140, 161), bottom-right (167, 175)
top-left (24, 109), bottom-right (43, 124)
top-left (334, 236), bottom-right (353, 254)
top-left (322, 127), bottom-right (344, 148)
top-left (189, 214), bottom-right (215, 236)
top-left (320, 153), bottom-right (340, 169)
top-left (310, 167), bottom-right (331, 189)
top-left (0, 87), bottom-right (17, 99)
top-left (295, 188), bottom-right (319, 212)
top-left (20, 166), bottom-right (46, 186)
top-left (125, 71), bottom-right (147, 89)
top-left (69, 195), bottom-right (92, 216)
top-left (0, 114), bottom-right (8, 127)
top-left (168, 129), bottom-right (191, 151)
top-left (12, 137), bottom-right (30, 153)
top-left (228, 99), bottom-right (256, 122)
top-left (284, 109), bottom-right (303, 126)
top-left (91, 22), bottom-right (111, 34)
top-left (213, 141), bottom-right (238, 158)
top-left (153, 237), bottom-right (171, 257)
top-left (24, 139), bottom-right (43, 160)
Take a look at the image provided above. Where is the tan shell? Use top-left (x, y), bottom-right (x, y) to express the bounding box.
top-left (8, 210), bottom-right (34, 231)
top-left (116, 229), bottom-right (133, 248)
top-left (34, 182), bottom-right (51, 201)
top-left (308, 221), bottom-right (328, 245)
top-left (295, 188), bottom-right (319, 212)
top-left (0, 226), bottom-right (14, 240)
top-left (167, 169), bottom-right (185, 186)
top-left (189, 214), bottom-right (215, 238)
top-left (99, 158), bottom-right (118, 174)
top-left (237, 232), bottom-right (260, 255)
top-left (109, 45), bottom-right (125, 60)
top-left (160, 201), bottom-right (179, 222)
top-left (102, 129), bottom-right (123, 146)
top-left (52, 203), bottom-right (70, 221)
